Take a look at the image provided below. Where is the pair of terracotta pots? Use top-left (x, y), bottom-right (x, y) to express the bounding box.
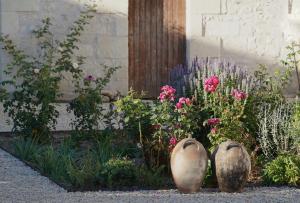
top-left (171, 139), bottom-right (251, 193)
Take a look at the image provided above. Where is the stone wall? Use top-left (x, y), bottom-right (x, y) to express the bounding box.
top-left (0, 0), bottom-right (128, 132)
top-left (0, 0), bottom-right (129, 99)
top-left (186, 0), bottom-right (300, 95)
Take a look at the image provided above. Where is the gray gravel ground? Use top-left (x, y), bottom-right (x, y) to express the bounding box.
top-left (1, 149), bottom-right (299, 203)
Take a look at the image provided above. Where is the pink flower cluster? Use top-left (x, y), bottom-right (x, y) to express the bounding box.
top-left (232, 89), bottom-right (247, 100)
top-left (175, 97), bottom-right (192, 109)
top-left (207, 118), bottom-right (220, 126)
top-left (159, 85), bottom-right (176, 102)
top-left (168, 136), bottom-right (178, 153)
top-left (169, 137), bottom-right (177, 146)
top-left (204, 75), bottom-right (219, 93)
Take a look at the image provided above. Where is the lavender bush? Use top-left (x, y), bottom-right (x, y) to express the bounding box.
top-left (170, 57), bottom-right (253, 98)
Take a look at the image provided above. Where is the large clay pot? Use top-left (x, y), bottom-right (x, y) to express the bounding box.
top-left (212, 140), bottom-right (251, 193)
top-left (170, 138), bottom-right (208, 193)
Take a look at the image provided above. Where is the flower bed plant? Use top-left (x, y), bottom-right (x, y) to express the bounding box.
top-left (0, 4), bottom-right (300, 190)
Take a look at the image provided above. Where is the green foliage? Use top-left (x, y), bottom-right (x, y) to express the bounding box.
top-left (64, 152), bottom-right (102, 189)
top-left (114, 89), bottom-right (151, 142)
top-left (263, 154), bottom-right (300, 186)
top-left (91, 135), bottom-right (122, 163)
top-left (14, 138), bottom-right (40, 161)
top-left (257, 102), bottom-right (299, 160)
top-left (136, 165), bottom-right (166, 188)
top-left (67, 65), bottom-right (119, 141)
top-left (0, 6), bottom-right (96, 143)
top-left (203, 159), bottom-right (214, 187)
top-left (101, 158), bottom-right (137, 188)
top-left (291, 101), bottom-right (300, 153)
top-left (282, 42), bottom-right (300, 94)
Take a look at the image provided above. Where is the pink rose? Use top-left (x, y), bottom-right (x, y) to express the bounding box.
top-left (185, 98), bottom-right (192, 106)
top-left (211, 127), bottom-right (218, 134)
top-left (204, 75), bottom-right (219, 93)
top-left (207, 118), bottom-right (221, 126)
top-left (169, 137), bottom-right (177, 146)
top-left (175, 102), bottom-right (183, 109)
top-left (159, 85), bottom-right (176, 102)
top-left (176, 97), bottom-right (192, 109)
top-left (232, 89), bottom-right (247, 100)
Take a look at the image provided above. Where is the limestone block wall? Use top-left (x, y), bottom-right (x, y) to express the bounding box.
top-left (186, 0), bottom-right (300, 95)
top-left (0, 0), bottom-right (129, 98)
top-left (0, 0), bottom-right (128, 132)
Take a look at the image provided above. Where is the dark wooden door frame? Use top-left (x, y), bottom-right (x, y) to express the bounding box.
top-left (128, 0), bottom-right (186, 98)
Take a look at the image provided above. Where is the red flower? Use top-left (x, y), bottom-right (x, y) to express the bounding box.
top-left (176, 97), bottom-right (192, 109)
top-left (169, 137), bottom-right (177, 146)
top-left (175, 102), bottom-right (183, 109)
top-left (204, 75), bottom-right (219, 93)
top-left (159, 85), bottom-right (176, 102)
top-left (207, 118), bottom-right (220, 126)
top-left (211, 127), bottom-right (218, 134)
top-left (232, 89), bottom-right (247, 100)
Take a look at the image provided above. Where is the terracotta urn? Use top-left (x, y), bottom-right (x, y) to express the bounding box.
top-left (170, 138), bottom-right (208, 193)
top-left (212, 140), bottom-right (251, 193)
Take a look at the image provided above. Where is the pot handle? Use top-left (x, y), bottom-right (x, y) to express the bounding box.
top-left (226, 143), bottom-right (241, 151)
top-left (182, 139), bottom-right (200, 151)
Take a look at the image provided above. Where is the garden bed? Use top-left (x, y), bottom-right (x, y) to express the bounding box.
top-left (0, 6), bottom-right (299, 193)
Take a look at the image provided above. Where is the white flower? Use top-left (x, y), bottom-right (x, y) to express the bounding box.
top-left (57, 46), bottom-right (63, 52)
top-left (33, 69), bottom-right (40, 74)
top-left (137, 143), bottom-right (143, 149)
top-left (72, 62), bottom-right (79, 69)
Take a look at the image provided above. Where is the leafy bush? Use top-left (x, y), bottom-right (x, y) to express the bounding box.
top-left (67, 65), bottom-right (119, 142)
top-left (263, 154), bottom-right (300, 186)
top-left (101, 158), bottom-right (137, 188)
top-left (170, 58), bottom-right (255, 150)
top-left (114, 89), bottom-right (152, 143)
top-left (14, 138), bottom-right (40, 161)
top-left (136, 165), bottom-right (166, 188)
top-left (257, 102), bottom-right (299, 159)
top-left (0, 6), bottom-right (96, 143)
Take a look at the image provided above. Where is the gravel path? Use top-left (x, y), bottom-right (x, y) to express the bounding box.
top-left (1, 149), bottom-right (299, 203)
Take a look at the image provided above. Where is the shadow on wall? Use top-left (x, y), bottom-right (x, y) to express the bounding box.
top-left (186, 38), bottom-right (300, 96)
top-left (0, 0), bottom-right (129, 99)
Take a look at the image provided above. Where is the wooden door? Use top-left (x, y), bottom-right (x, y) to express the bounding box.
top-left (129, 0), bottom-right (186, 98)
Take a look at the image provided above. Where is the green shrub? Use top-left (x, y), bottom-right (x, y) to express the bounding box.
top-left (257, 102), bottom-right (299, 159)
top-left (114, 89), bottom-right (152, 143)
top-left (263, 154), bottom-right (300, 186)
top-left (0, 6), bottom-right (96, 143)
top-left (136, 165), bottom-right (166, 188)
top-left (14, 138), bottom-right (40, 162)
top-left (65, 153), bottom-right (102, 189)
top-left (101, 158), bottom-right (137, 188)
top-left (68, 65), bottom-right (119, 142)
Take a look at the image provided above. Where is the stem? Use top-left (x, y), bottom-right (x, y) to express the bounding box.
top-left (292, 45), bottom-right (300, 93)
top-left (138, 120), bottom-right (143, 145)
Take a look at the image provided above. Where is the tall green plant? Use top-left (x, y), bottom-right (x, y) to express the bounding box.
top-left (0, 6), bottom-right (96, 143)
top-left (67, 65), bottom-right (119, 141)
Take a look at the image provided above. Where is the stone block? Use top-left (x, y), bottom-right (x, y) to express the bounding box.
top-left (1, 12), bottom-right (19, 35)
top-left (189, 0), bottom-right (221, 14)
top-left (96, 0), bottom-right (128, 14)
top-left (97, 36), bottom-right (128, 59)
top-left (1, 0), bottom-right (39, 12)
top-left (188, 37), bottom-right (221, 60)
top-left (206, 20), bottom-right (240, 37)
